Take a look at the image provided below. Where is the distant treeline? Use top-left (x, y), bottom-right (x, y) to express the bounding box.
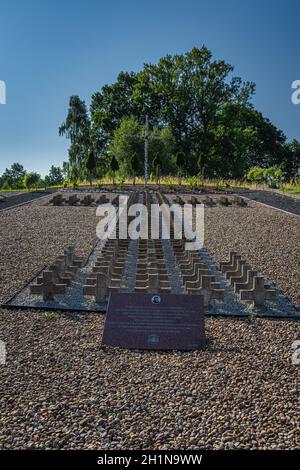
top-left (0, 164), bottom-right (64, 190)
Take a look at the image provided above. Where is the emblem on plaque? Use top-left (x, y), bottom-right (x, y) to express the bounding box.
top-left (148, 334), bottom-right (159, 345)
top-left (151, 295), bottom-right (161, 304)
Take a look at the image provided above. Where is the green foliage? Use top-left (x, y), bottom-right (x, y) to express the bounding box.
top-left (1, 163), bottom-right (26, 189)
top-left (131, 152), bottom-right (140, 184)
top-left (188, 176), bottom-right (198, 191)
top-left (60, 47), bottom-right (300, 181)
top-left (282, 140), bottom-right (300, 179)
top-left (176, 152), bottom-right (186, 175)
top-left (85, 151), bottom-right (97, 185)
top-left (118, 174), bottom-right (125, 190)
top-left (245, 166), bottom-right (265, 183)
top-left (23, 172), bottom-right (41, 190)
top-left (59, 95), bottom-right (96, 182)
top-left (45, 165), bottom-right (64, 186)
top-left (110, 155), bottom-right (119, 185)
top-left (263, 167), bottom-right (283, 188)
top-left (213, 182), bottom-right (230, 191)
top-left (109, 116), bottom-right (175, 182)
top-left (248, 313), bottom-right (257, 323)
top-left (110, 155), bottom-right (119, 173)
top-left (109, 116), bottom-right (143, 177)
top-left (44, 311), bottom-right (59, 320)
top-left (1, 180), bottom-right (10, 190)
top-left (86, 46), bottom-right (255, 178)
top-left (245, 166), bottom-right (283, 188)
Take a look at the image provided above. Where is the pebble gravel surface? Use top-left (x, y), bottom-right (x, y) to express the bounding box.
top-left (0, 195), bottom-right (299, 449)
top-left (240, 190), bottom-right (300, 217)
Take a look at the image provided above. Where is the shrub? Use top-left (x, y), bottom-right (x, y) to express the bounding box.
top-left (188, 176), bottom-right (198, 191)
top-left (1, 181), bottom-right (10, 190)
top-left (263, 167), bottom-right (283, 188)
top-left (118, 175), bottom-right (125, 191)
top-left (213, 181), bottom-right (231, 191)
top-left (245, 166), bottom-right (265, 183)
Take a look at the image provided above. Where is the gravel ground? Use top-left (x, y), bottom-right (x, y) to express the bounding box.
top-left (239, 190), bottom-right (300, 216)
top-left (0, 195), bottom-right (299, 450)
top-left (0, 197), bottom-right (97, 304)
top-left (0, 191), bottom-right (24, 198)
top-left (0, 312), bottom-right (299, 449)
top-left (0, 191), bottom-right (54, 212)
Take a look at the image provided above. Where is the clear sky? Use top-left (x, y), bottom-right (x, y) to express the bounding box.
top-left (0, 0), bottom-right (299, 176)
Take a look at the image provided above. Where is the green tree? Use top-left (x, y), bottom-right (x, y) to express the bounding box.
top-left (175, 151), bottom-right (186, 184)
top-left (62, 161), bottom-right (69, 178)
top-left (149, 127), bottom-right (174, 174)
top-left (109, 116), bottom-right (174, 181)
top-left (131, 152), bottom-right (140, 184)
top-left (1, 163), bottom-right (26, 188)
top-left (282, 140), bottom-right (300, 179)
top-left (59, 96), bottom-right (91, 181)
top-left (209, 104), bottom-right (287, 178)
top-left (63, 46), bottom-right (294, 180)
top-left (109, 116), bottom-right (144, 177)
top-left (89, 47), bottom-right (254, 176)
top-left (24, 172), bottom-right (41, 190)
top-left (152, 152), bottom-right (162, 185)
top-left (133, 47), bottom-right (255, 175)
top-left (85, 151), bottom-right (97, 186)
top-left (90, 72), bottom-right (138, 152)
top-left (110, 155), bottom-right (119, 185)
top-left (45, 165), bottom-right (64, 186)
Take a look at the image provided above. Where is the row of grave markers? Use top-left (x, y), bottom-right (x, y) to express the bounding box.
top-left (49, 192), bottom-right (247, 208)
top-left (49, 193), bottom-right (118, 207)
top-left (171, 194), bottom-right (247, 207)
top-left (220, 251), bottom-right (276, 308)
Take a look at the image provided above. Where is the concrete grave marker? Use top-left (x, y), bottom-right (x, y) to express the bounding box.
top-left (240, 276), bottom-right (276, 308)
top-left (83, 273), bottom-right (109, 302)
top-left (30, 271), bottom-right (66, 300)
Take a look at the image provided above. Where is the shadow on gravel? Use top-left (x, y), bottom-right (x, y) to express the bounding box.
top-left (239, 190), bottom-right (300, 216)
top-left (0, 190), bottom-right (54, 211)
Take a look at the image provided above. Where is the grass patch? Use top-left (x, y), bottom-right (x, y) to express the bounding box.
top-left (44, 311), bottom-right (59, 320)
top-left (285, 187), bottom-right (300, 195)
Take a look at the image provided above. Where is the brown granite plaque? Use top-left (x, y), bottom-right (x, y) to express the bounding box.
top-left (101, 293), bottom-right (205, 350)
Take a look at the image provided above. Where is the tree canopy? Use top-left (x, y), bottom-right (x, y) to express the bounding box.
top-left (1, 163), bottom-right (26, 189)
top-left (45, 165), bottom-right (64, 186)
top-left (59, 46), bottom-right (300, 181)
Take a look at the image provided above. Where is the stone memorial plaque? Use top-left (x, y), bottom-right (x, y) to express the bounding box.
top-left (101, 293), bottom-right (205, 350)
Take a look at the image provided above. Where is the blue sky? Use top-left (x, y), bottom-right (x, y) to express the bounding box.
top-left (0, 0), bottom-right (299, 176)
